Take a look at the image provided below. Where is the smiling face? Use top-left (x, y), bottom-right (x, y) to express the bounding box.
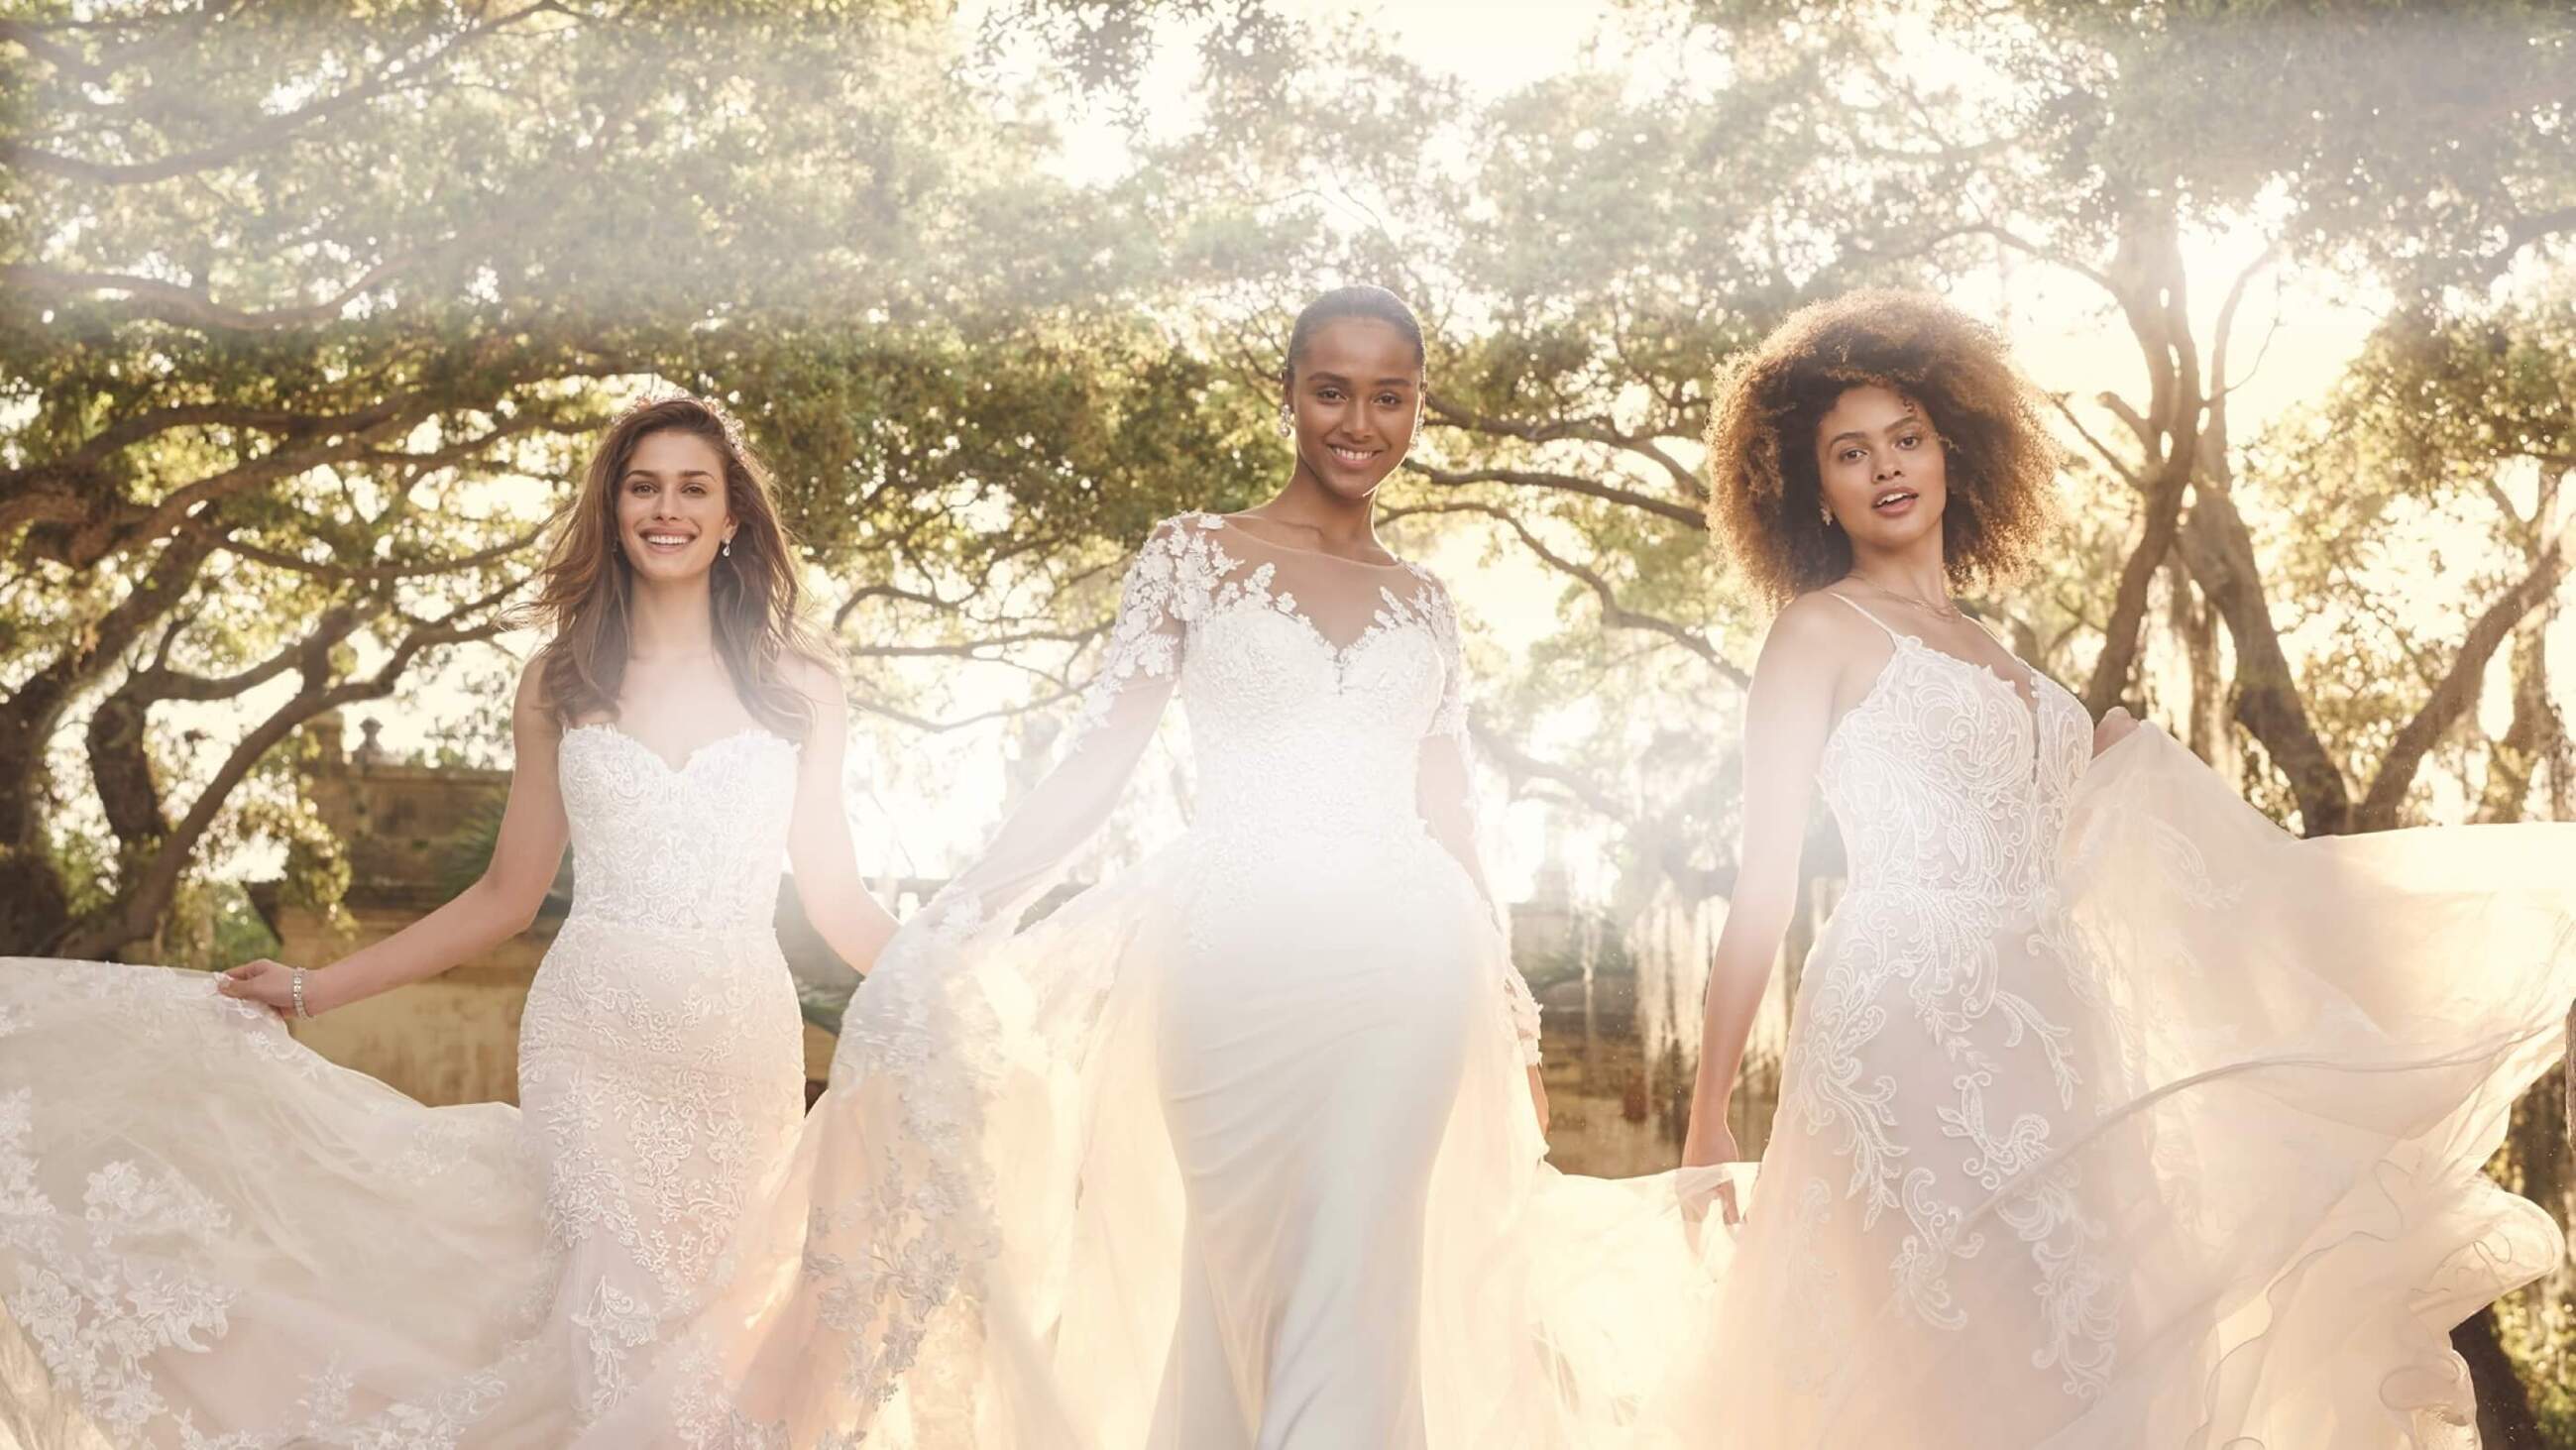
top-left (615, 428), bottom-right (736, 583)
top-left (1814, 384), bottom-right (1949, 556)
top-left (1286, 316), bottom-right (1422, 503)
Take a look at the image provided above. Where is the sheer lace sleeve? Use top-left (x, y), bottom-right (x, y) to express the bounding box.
top-left (901, 518), bottom-right (1196, 950)
top-left (1412, 571), bottom-right (1543, 1065)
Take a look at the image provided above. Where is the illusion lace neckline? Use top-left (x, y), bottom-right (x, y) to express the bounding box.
top-left (1202, 511), bottom-right (1417, 572)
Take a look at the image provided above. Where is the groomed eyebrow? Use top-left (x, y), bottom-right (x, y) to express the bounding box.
top-left (1303, 371), bottom-right (1415, 387)
top-left (1824, 413), bottom-right (1923, 449)
top-left (621, 467), bottom-right (719, 479)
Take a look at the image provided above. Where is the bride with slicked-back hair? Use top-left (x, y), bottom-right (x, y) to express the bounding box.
top-left (0, 390), bottom-right (896, 1447)
top-left (1643, 288), bottom-right (2576, 1449)
top-left (603, 285), bottom-right (1725, 1450)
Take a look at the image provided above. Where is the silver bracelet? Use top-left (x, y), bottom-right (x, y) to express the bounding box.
top-left (290, 966), bottom-right (310, 1020)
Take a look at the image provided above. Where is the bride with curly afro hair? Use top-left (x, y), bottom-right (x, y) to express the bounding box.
top-left (1703, 286), bottom-right (2059, 606)
top-left (1656, 288), bottom-right (2576, 1450)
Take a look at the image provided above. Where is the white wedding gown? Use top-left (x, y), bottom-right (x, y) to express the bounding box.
top-left (8, 529), bottom-right (2571, 1450)
top-left (605, 510), bottom-right (1713, 1448)
top-left (1642, 594), bottom-right (2576, 1449)
top-left (0, 724), bottom-right (810, 1448)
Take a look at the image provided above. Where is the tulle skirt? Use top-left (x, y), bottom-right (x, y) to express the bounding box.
top-left (4, 727), bottom-right (2570, 1450)
top-left (0, 917), bottom-right (805, 1450)
top-left (1645, 726), bottom-right (2576, 1449)
top-left (607, 824), bottom-right (1719, 1448)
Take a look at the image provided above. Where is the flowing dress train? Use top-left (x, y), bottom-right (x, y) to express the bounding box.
top-left (0, 724), bottom-right (809, 1448)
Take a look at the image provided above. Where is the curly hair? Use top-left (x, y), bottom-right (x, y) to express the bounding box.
top-left (1703, 289), bottom-right (2059, 606)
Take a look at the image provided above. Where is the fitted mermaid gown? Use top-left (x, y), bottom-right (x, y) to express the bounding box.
top-left (0, 723), bottom-right (809, 1448)
top-left (1642, 594), bottom-right (2576, 1449)
top-left (620, 511), bottom-right (1708, 1449)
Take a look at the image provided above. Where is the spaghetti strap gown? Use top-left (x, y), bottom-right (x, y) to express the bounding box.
top-left (1641, 593), bottom-right (2576, 1449)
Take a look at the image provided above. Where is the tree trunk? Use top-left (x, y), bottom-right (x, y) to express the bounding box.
top-left (2176, 488), bottom-right (2352, 835)
top-left (2083, 203), bottom-right (2202, 716)
top-left (0, 523), bottom-right (226, 952)
top-left (2477, 610), bottom-right (2560, 823)
top-left (0, 725), bottom-right (73, 952)
top-left (2455, 1305), bottom-right (2544, 1448)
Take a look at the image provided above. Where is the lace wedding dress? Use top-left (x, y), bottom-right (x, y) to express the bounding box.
top-left (1644, 594), bottom-right (2576, 1449)
top-left (0, 723), bottom-right (810, 1448)
top-left (612, 511), bottom-right (1711, 1449)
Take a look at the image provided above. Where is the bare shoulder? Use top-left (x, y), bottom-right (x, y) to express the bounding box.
top-left (1764, 590), bottom-right (1870, 653)
top-left (511, 652), bottom-right (557, 722)
top-left (1754, 590), bottom-right (1883, 690)
top-left (782, 648), bottom-right (847, 711)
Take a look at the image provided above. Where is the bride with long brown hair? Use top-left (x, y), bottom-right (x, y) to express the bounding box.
top-left (0, 393), bottom-right (893, 1447)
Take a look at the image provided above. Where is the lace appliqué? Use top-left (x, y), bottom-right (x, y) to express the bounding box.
top-left (1780, 617), bottom-right (2123, 1404)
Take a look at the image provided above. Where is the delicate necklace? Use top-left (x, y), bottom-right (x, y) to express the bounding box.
top-left (1849, 575), bottom-right (1965, 622)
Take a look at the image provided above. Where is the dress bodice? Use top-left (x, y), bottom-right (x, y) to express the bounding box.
top-left (1059, 511), bottom-right (1465, 845)
top-left (1816, 602), bottom-right (2091, 903)
top-left (555, 724), bottom-right (799, 934)
top-left (1172, 568), bottom-right (1451, 841)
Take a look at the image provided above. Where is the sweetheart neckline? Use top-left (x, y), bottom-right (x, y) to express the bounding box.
top-left (560, 722), bottom-right (793, 776)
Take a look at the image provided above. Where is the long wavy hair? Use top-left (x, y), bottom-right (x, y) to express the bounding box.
top-left (522, 394), bottom-right (832, 740)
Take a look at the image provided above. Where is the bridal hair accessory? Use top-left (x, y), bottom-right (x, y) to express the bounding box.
top-left (615, 388), bottom-right (752, 454)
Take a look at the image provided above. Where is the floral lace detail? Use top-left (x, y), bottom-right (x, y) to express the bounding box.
top-left (1776, 596), bottom-right (2120, 1405)
top-left (0, 1083), bottom-right (238, 1445)
top-left (723, 511), bottom-right (1540, 1439)
top-left (511, 726), bottom-right (807, 1428)
top-left (555, 725), bottom-right (799, 933)
top-left (0, 718), bottom-right (807, 1446)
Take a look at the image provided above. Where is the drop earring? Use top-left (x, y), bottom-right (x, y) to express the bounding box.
top-left (1277, 404), bottom-right (1293, 439)
top-left (721, 536), bottom-right (732, 558)
top-left (1819, 501), bottom-right (1837, 528)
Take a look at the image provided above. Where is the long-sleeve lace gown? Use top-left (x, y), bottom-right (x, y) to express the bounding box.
top-left (1643, 594), bottom-right (2576, 1449)
top-left (0, 723), bottom-right (810, 1448)
top-left (621, 511), bottom-right (1709, 1449)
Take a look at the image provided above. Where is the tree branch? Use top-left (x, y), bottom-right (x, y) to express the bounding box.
top-left (1400, 460), bottom-right (1707, 529)
top-left (2355, 537), bottom-right (2569, 831)
top-left (1, 228), bottom-right (501, 331)
top-left (216, 524), bottom-right (546, 583)
top-left (1385, 501), bottom-right (1748, 689)
top-left (1424, 394), bottom-right (1704, 500)
top-left (51, 598), bottom-right (514, 958)
top-left (1, 3), bottom-right (565, 187)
